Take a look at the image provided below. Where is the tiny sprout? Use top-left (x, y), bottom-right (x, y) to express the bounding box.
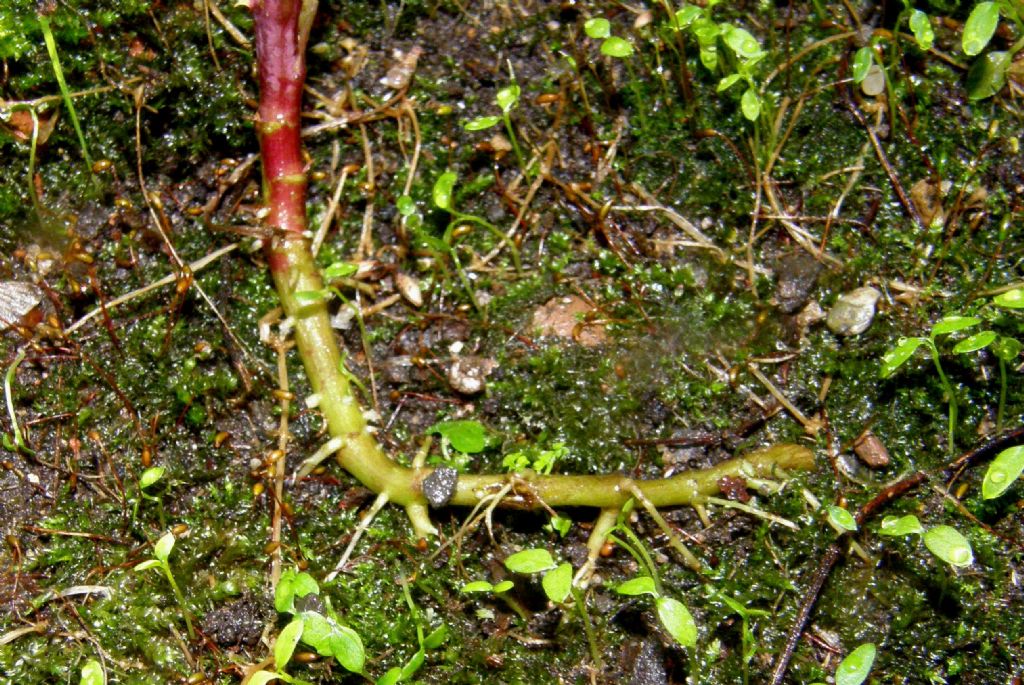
top-left (134, 530), bottom-right (195, 639)
top-left (852, 47), bottom-right (874, 83)
top-left (427, 419), bottom-right (487, 454)
top-left (923, 525), bottom-right (974, 568)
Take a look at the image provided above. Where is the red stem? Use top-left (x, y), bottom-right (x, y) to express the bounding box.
top-left (252, 0), bottom-right (308, 250)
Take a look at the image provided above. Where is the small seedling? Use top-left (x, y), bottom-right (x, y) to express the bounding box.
top-left (880, 314), bottom-right (983, 452)
top-left (132, 466), bottom-right (166, 522)
top-left (376, 575), bottom-right (448, 685)
top-left (250, 568), bottom-right (365, 682)
top-left (133, 530), bottom-right (195, 639)
top-left (710, 590), bottom-right (769, 683)
top-left (877, 515), bottom-right (974, 569)
top-left (611, 524), bottom-right (698, 649)
top-left (662, 3), bottom-right (767, 121)
top-left (464, 64), bottom-right (527, 174)
top-left (950, 288), bottom-right (1024, 430)
top-left (584, 16), bottom-right (651, 130)
top-left (961, 1), bottom-right (1024, 100)
top-left (811, 642), bottom-right (876, 685)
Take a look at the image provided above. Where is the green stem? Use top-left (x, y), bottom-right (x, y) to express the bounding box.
top-left (502, 112), bottom-right (527, 176)
top-left (250, 0), bottom-right (816, 532)
top-left (38, 14), bottom-right (94, 175)
top-left (162, 562), bottom-right (195, 640)
top-left (928, 340), bottom-right (957, 453)
top-left (570, 584), bottom-right (603, 669)
top-left (998, 357), bottom-right (1007, 432)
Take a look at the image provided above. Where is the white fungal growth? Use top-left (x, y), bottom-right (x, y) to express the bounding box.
top-left (304, 393), bottom-right (321, 409)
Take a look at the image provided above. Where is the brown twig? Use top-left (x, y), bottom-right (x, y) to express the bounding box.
top-left (769, 471), bottom-right (927, 685)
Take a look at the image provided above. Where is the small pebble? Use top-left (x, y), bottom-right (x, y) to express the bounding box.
top-left (422, 466), bottom-right (459, 508)
top-left (853, 430), bottom-right (891, 468)
top-left (827, 286), bottom-right (881, 336)
top-left (447, 356), bottom-right (495, 395)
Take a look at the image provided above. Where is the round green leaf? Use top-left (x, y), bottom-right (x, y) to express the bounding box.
top-left (923, 525), bottom-right (974, 567)
top-left (139, 466), bottom-right (165, 490)
top-left (80, 659), bottom-right (105, 685)
top-left (655, 596), bottom-right (697, 648)
top-left (967, 50), bottom-right (1010, 100)
top-left (248, 672), bottom-right (283, 685)
top-left (836, 643), bottom-right (876, 685)
top-left (851, 47), bottom-right (873, 83)
top-left (722, 25), bottom-right (763, 61)
top-left (275, 618), bottom-right (304, 671)
top-left (670, 6), bottom-right (702, 30)
top-left (992, 336), bottom-right (1022, 362)
top-left (982, 445), bottom-right (1024, 499)
top-left (496, 84), bottom-right (520, 113)
top-left (396, 195), bottom-right (416, 217)
top-left (953, 330), bottom-right (997, 354)
top-left (827, 505), bottom-right (858, 532)
top-left (993, 287), bottom-right (1024, 309)
top-left (931, 315), bottom-right (981, 337)
top-left (584, 17), bottom-right (611, 39)
top-left (962, 1), bottom-right (999, 56)
top-left (615, 576), bottom-right (658, 597)
top-left (505, 548), bottom-right (556, 574)
top-left (601, 36), bottom-right (634, 58)
top-left (541, 562), bottom-right (573, 603)
top-left (909, 10), bottom-right (934, 50)
top-left (461, 580), bottom-right (495, 594)
top-left (427, 419), bottom-right (487, 454)
top-left (493, 580), bottom-right (514, 593)
top-left (153, 531), bottom-right (175, 563)
top-left (879, 337), bottom-right (926, 378)
top-left (464, 116), bottom-right (501, 131)
top-left (879, 514), bottom-right (923, 536)
top-left (432, 171), bottom-right (457, 210)
top-left (740, 87), bottom-right (761, 121)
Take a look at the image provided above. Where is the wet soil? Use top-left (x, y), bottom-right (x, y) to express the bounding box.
top-left (1, 1), bottom-right (1022, 684)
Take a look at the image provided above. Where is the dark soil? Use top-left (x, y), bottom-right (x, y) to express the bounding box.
top-left (1, 1), bottom-right (1022, 683)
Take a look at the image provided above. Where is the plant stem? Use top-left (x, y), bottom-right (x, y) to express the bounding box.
top-left (998, 357), bottom-right (1007, 432)
top-left (928, 340), bottom-right (957, 453)
top-left (250, 0), bottom-right (815, 531)
top-left (162, 563), bottom-right (195, 640)
top-left (570, 584), bottom-right (603, 669)
top-left (38, 14), bottom-right (94, 175)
